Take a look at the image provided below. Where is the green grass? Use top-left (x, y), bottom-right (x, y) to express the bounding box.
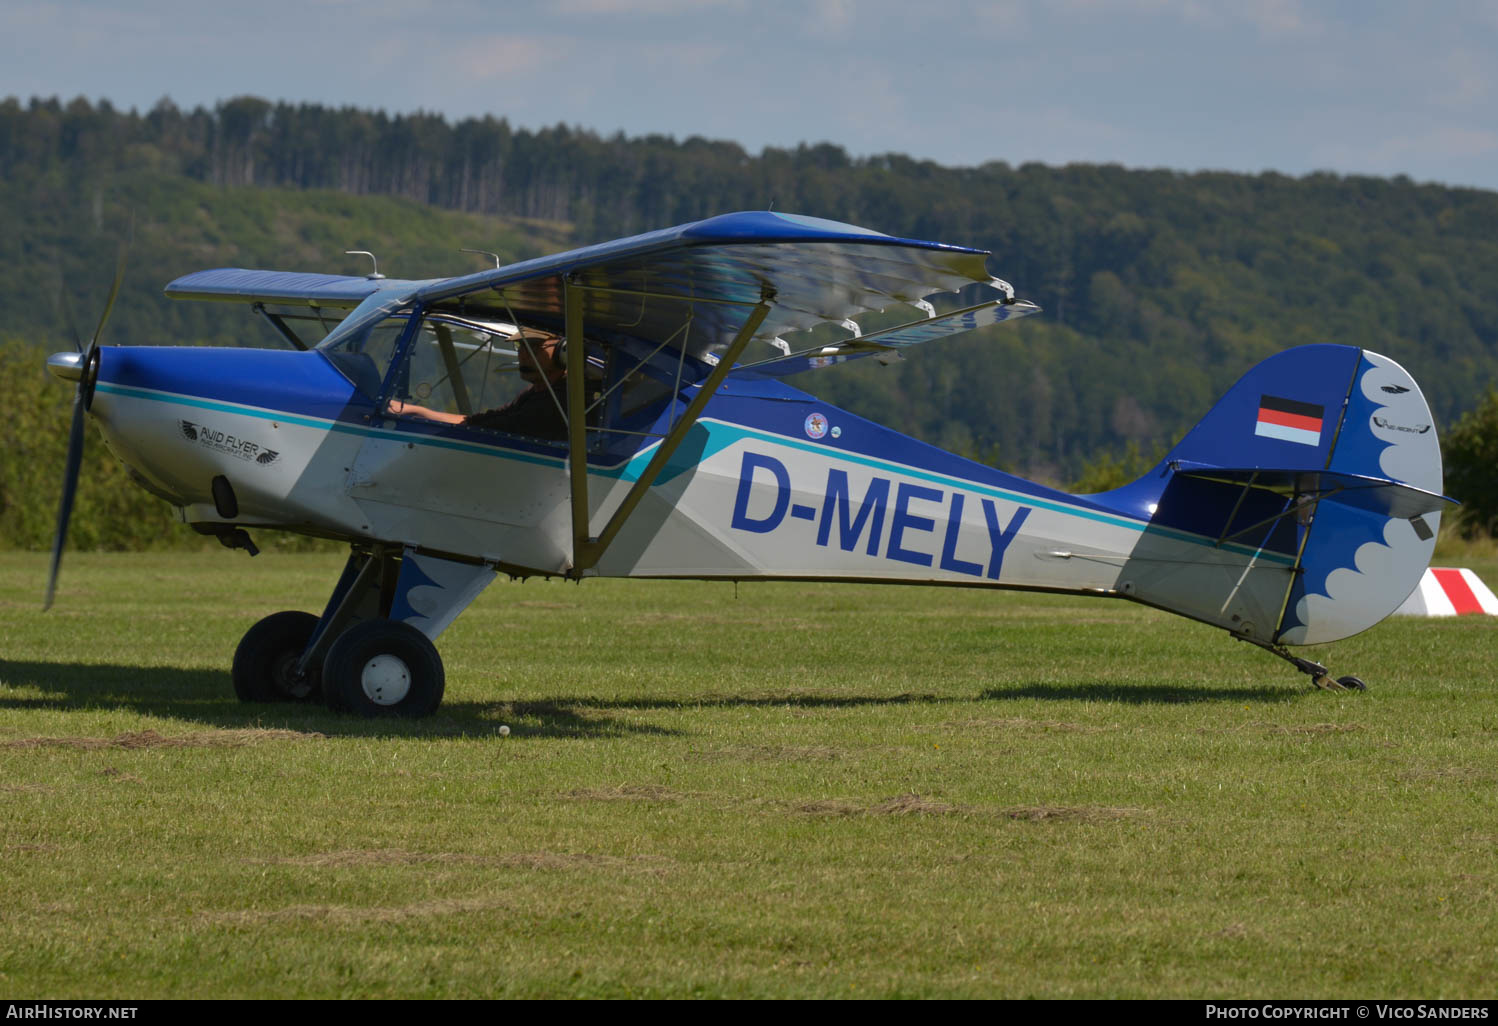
top-left (2, 552), bottom-right (1497, 998)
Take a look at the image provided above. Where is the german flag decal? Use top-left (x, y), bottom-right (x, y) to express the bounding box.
top-left (1255, 395), bottom-right (1325, 446)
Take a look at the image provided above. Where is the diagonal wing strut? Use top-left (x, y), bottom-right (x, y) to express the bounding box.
top-left (564, 278), bottom-right (774, 575)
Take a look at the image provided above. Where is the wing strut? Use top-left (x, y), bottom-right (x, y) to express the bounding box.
top-left (252, 303), bottom-right (311, 350)
top-left (565, 280), bottom-right (775, 575)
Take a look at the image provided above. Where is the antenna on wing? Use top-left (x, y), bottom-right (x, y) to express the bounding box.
top-left (461, 248), bottom-right (503, 269)
top-left (345, 251), bottom-right (386, 279)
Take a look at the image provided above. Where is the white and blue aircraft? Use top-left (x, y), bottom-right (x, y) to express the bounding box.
top-left (46, 212), bottom-right (1453, 716)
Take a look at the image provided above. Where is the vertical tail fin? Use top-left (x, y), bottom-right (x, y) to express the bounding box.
top-left (1099, 345), bottom-right (1450, 645)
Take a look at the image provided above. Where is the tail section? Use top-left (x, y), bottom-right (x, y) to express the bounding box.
top-left (1100, 345), bottom-right (1451, 646)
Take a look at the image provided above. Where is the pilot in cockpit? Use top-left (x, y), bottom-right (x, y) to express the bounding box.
top-left (388, 329), bottom-right (570, 440)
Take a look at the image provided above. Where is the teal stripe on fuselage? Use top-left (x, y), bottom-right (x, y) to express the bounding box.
top-left (630, 420), bottom-right (1296, 566)
top-left (99, 384), bottom-right (1291, 566)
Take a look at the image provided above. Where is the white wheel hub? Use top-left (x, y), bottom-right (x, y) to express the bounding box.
top-left (360, 653), bottom-right (411, 705)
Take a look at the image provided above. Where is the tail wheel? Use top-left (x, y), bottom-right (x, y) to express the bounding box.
top-left (321, 619), bottom-right (444, 718)
top-left (232, 611), bottom-right (321, 703)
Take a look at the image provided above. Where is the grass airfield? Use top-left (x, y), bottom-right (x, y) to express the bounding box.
top-left (1, 551), bottom-right (1496, 999)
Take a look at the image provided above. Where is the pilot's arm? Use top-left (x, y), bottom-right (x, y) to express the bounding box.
top-left (386, 399), bottom-right (464, 424)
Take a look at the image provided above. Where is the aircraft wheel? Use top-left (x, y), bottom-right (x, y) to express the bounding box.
top-left (231, 611), bottom-right (322, 703)
top-left (1336, 675), bottom-right (1367, 692)
top-left (321, 619), bottom-right (444, 718)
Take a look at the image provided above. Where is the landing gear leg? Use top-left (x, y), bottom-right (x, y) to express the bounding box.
top-left (1235, 636), bottom-right (1367, 692)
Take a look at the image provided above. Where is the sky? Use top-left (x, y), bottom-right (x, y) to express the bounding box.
top-left (4, 0), bottom-right (1497, 192)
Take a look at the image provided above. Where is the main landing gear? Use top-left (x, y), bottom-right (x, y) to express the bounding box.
top-left (1237, 636), bottom-right (1368, 692)
top-left (230, 545), bottom-right (494, 718)
top-left (322, 618), bottom-right (445, 718)
top-left (234, 610), bottom-right (445, 717)
top-left (232, 610), bottom-right (321, 703)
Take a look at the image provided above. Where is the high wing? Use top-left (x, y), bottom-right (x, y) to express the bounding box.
top-left (164, 268), bottom-right (439, 350)
top-left (166, 211), bottom-right (1037, 371)
top-left (313, 210), bottom-right (1038, 377)
top-left (163, 269), bottom-right (421, 307)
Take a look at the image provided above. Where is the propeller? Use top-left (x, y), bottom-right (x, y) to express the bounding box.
top-left (44, 253), bottom-right (124, 610)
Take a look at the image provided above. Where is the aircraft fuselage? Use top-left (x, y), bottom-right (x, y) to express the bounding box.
top-left (88, 345), bottom-right (1290, 631)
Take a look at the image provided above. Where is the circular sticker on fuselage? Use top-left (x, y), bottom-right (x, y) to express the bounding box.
top-left (804, 412), bottom-right (829, 439)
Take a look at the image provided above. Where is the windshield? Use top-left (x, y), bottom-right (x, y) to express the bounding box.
top-left (316, 287), bottom-right (418, 351)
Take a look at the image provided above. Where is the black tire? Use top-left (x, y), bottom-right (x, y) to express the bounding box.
top-left (231, 611), bottom-right (322, 703)
top-left (321, 618), bottom-right (445, 718)
top-left (1336, 675), bottom-right (1368, 692)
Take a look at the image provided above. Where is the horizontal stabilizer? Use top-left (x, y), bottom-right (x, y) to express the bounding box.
top-left (1172, 464), bottom-right (1456, 520)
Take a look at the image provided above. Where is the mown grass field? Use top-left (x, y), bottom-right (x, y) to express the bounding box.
top-left (2, 551), bottom-right (1496, 999)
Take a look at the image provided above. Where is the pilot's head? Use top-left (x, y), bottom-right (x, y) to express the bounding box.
top-left (516, 330), bottom-right (564, 385)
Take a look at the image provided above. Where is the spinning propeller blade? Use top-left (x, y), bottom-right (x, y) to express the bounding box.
top-left (44, 372), bottom-right (90, 611)
top-left (44, 252), bottom-right (123, 610)
top-left (59, 285), bottom-right (84, 354)
top-left (90, 250), bottom-right (125, 349)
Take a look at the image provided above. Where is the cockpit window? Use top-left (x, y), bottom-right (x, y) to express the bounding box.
top-left (382, 314), bottom-right (579, 442)
top-left (368, 303), bottom-right (687, 453)
top-left (320, 311), bottom-right (413, 399)
top-left (402, 316), bottom-right (534, 420)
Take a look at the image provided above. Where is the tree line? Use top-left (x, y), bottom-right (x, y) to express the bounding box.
top-left (2, 94), bottom-right (1496, 505)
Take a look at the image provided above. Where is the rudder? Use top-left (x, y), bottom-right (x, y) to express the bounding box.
top-left (1277, 349), bottom-right (1444, 643)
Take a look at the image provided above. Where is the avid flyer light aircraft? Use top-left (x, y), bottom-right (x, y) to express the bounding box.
top-left (46, 212), bottom-right (1453, 717)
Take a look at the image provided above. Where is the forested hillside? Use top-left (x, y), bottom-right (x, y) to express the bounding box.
top-left (5, 95), bottom-right (1497, 485)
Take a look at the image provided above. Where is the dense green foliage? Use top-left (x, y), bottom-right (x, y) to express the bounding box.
top-left (1444, 389), bottom-right (1498, 538)
top-left (0, 337), bottom-right (177, 550)
top-left (2, 95), bottom-right (1496, 507)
